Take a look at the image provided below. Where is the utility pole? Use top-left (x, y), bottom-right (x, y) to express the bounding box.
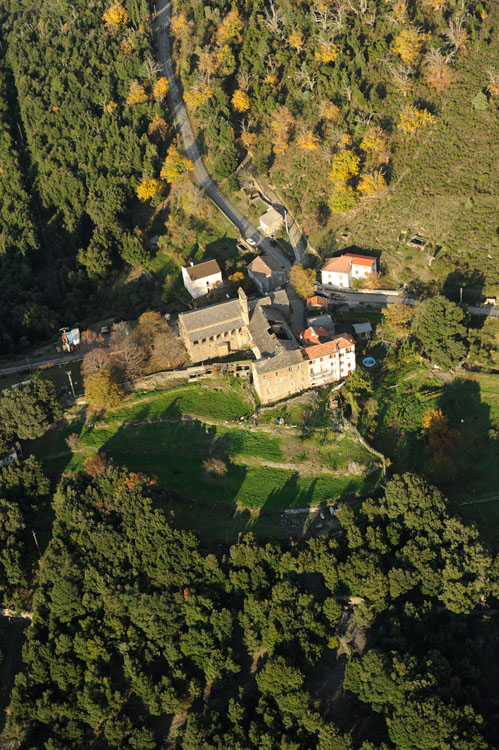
top-left (26, 355), bottom-right (31, 373)
top-left (459, 287), bottom-right (463, 304)
top-left (66, 370), bottom-right (76, 399)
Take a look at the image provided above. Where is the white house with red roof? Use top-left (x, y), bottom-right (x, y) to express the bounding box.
top-left (303, 333), bottom-right (356, 387)
top-left (320, 253), bottom-right (377, 288)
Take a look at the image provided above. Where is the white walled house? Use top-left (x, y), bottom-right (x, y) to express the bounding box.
top-left (303, 334), bottom-right (356, 387)
top-left (321, 253), bottom-right (377, 288)
top-left (182, 259), bottom-right (223, 299)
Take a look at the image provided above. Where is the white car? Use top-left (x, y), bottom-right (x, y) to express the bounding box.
top-left (245, 237), bottom-right (257, 246)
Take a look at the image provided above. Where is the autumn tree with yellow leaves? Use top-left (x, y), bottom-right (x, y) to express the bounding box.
top-left (393, 28), bottom-right (429, 66)
top-left (136, 178), bottom-right (162, 203)
top-left (329, 151), bottom-right (360, 183)
top-left (296, 131), bottom-right (320, 151)
top-left (185, 84), bottom-right (213, 109)
top-left (152, 77), bottom-right (169, 102)
top-left (103, 101), bottom-right (118, 115)
top-left (160, 138), bottom-right (194, 183)
top-left (358, 171), bottom-right (387, 196)
top-left (289, 264), bottom-right (316, 299)
top-left (360, 127), bottom-right (388, 155)
top-left (170, 13), bottom-right (188, 36)
top-left (232, 89), bottom-right (250, 112)
top-left (397, 105), bottom-right (436, 133)
top-left (289, 30), bottom-right (304, 51)
top-left (217, 10), bottom-right (243, 45)
top-left (102, 3), bottom-right (129, 32)
top-left (126, 81), bottom-right (148, 107)
top-left (315, 40), bottom-right (339, 64)
top-left (329, 184), bottom-right (358, 214)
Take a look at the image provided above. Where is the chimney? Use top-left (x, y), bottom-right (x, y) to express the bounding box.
top-left (238, 286), bottom-right (249, 326)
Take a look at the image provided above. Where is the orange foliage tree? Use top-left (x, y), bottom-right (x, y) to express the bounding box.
top-left (321, 101), bottom-right (340, 121)
top-left (270, 106), bottom-right (296, 154)
top-left (147, 115), bottom-right (167, 142)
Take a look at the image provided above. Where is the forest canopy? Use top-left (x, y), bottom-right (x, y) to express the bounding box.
top-left (4, 467), bottom-right (499, 749)
top-left (0, 0), bottom-right (166, 353)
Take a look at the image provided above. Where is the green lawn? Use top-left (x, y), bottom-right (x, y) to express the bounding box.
top-left (106, 379), bottom-right (254, 423)
top-left (34, 379), bottom-right (381, 513)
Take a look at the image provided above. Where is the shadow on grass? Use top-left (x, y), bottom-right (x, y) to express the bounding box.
top-left (436, 378), bottom-right (495, 497)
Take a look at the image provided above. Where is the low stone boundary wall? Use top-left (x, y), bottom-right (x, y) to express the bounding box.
top-left (133, 360), bottom-right (252, 391)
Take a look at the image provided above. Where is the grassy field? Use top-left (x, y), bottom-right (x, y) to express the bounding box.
top-left (32, 379), bottom-right (381, 516)
top-left (337, 11), bottom-right (499, 294)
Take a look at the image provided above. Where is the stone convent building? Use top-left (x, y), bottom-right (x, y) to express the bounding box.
top-left (178, 288), bottom-right (356, 403)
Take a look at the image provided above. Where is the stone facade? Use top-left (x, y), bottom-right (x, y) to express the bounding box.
top-left (179, 287), bottom-right (356, 403)
top-left (247, 255), bottom-right (288, 294)
top-left (178, 288), bottom-right (250, 363)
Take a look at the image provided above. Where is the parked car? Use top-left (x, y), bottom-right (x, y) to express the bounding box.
top-left (245, 237), bottom-right (257, 246)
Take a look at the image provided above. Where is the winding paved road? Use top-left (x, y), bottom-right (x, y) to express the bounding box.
top-left (155, 0), bottom-right (291, 273)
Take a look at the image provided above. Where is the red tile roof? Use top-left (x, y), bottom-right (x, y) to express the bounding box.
top-left (304, 333), bottom-right (355, 360)
top-left (344, 253), bottom-right (376, 267)
top-left (306, 295), bottom-right (328, 308)
top-left (321, 256), bottom-right (351, 273)
top-left (321, 254), bottom-right (376, 273)
top-left (301, 326), bottom-right (328, 344)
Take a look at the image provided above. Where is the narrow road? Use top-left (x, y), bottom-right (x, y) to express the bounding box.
top-left (0, 351), bottom-right (84, 379)
top-left (317, 285), bottom-right (499, 316)
top-left (155, 0), bottom-right (291, 273)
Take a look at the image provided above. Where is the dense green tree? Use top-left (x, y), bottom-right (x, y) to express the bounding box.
top-left (414, 296), bottom-right (469, 369)
top-left (0, 376), bottom-right (62, 440)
